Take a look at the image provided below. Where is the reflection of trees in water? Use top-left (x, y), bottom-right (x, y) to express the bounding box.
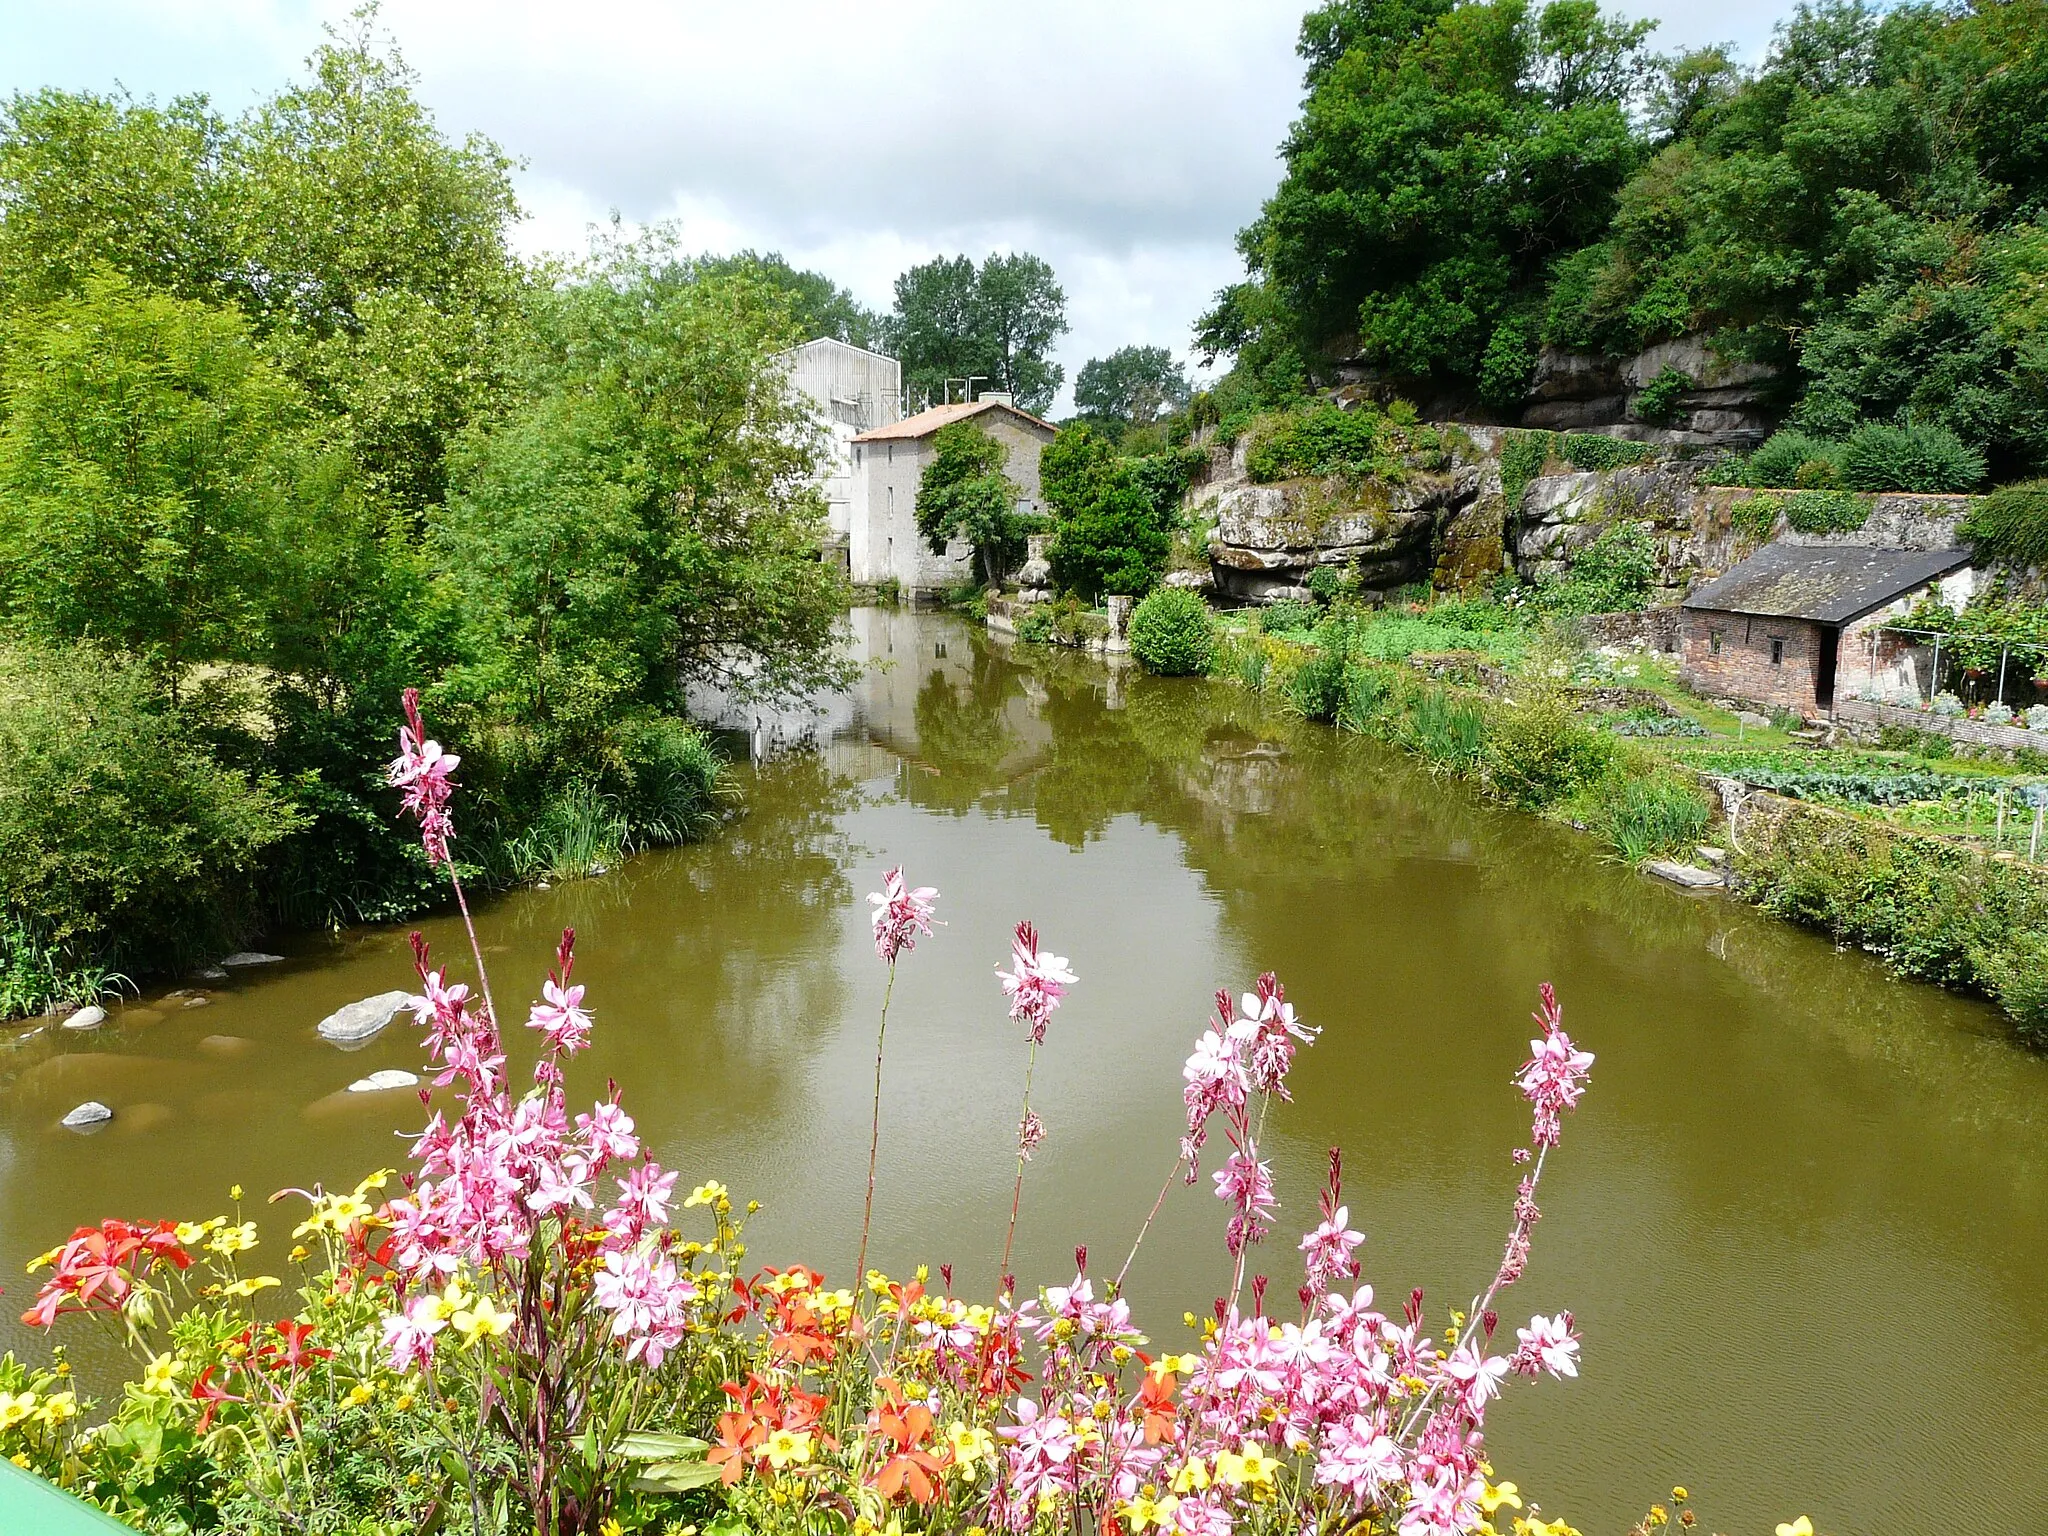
top-left (903, 646), bottom-right (1029, 814)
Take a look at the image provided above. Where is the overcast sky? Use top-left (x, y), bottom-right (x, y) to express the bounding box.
top-left (1, 0), bottom-right (1799, 412)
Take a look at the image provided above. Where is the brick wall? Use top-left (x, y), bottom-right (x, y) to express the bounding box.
top-left (1679, 609), bottom-right (1827, 712)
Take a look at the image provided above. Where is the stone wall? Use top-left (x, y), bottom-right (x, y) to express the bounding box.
top-left (1679, 610), bottom-right (1830, 715)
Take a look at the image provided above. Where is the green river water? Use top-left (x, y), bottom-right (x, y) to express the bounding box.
top-left (5, 607), bottom-right (2046, 1533)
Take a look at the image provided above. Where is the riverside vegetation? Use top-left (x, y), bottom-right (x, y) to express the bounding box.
top-left (0, 692), bottom-right (1734, 1536)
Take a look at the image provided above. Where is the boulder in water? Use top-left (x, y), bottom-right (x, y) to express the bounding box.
top-left (61, 1101), bottom-right (113, 1130)
top-left (220, 952), bottom-right (285, 969)
top-left (317, 990), bottom-right (412, 1046)
top-left (61, 1005), bottom-right (107, 1031)
top-left (347, 1068), bottom-right (420, 1094)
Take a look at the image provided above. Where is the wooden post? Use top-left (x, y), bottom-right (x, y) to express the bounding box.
top-left (1997, 783), bottom-right (2007, 846)
top-left (1998, 644), bottom-right (2009, 706)
top-left (2033, 801), bottom-right (2044, 864)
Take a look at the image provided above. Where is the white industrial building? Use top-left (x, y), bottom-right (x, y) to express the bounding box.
top-left (848, 396), bottom-right (1057, 594)
top-left (775, 338), bottom-right (904, 551)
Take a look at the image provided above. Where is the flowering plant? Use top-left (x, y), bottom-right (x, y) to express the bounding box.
top-left (11, 694), bottom-right (1604, 1536)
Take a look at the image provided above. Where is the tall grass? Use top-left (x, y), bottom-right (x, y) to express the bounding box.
top-left (505, 786), bottom-right (631, 884)
top-left (1603, 775), bottom-right (1712, 863)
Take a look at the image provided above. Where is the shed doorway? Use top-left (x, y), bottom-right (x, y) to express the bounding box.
top-left (1816, 625), bottom-right (1839, 710)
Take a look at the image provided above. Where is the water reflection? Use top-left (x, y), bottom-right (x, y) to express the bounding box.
top-left (4, 610), bottom-right (2045, 1536)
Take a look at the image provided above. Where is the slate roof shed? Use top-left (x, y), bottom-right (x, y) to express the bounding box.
top-left (1680, 544), bottom-right (1973, 625)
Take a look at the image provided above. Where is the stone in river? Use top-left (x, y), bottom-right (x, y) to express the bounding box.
top-left (182, 995), bottom-right (212, 1009)
top-left (197, 1034), bottom-right (256, 1059)
top-left (1646, 859), bottom-right (1725, 889)
top-left (61, 1100), bottom-right (113, 1130)
top-left (220, 952), bottom-right (285, 968)
top-left (347, 1068), bottom-right (420, 1093)
top-left (193, 966), bottom-right (230, 983)
top-left (316, 990), bottom-right (412, 1046)
top-left (61, 1005), bottom-right (107, 1031)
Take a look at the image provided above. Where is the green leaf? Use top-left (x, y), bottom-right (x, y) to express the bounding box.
top-left (630, 1459), bottom-right (725, 1493)
top-left (616, 1431), bottom-right (709, 1460)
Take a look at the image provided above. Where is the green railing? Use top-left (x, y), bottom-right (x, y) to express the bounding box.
top-left (0, 1455), bottom-right (133, 1531)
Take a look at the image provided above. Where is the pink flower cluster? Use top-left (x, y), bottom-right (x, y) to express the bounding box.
top-left (996, 921), bottom-right (1076, 1045)
top-left (975, 983), bottom-right (1592, 1536)
top-left (868, 866), bottom-right (937, 964)
top-left (387, 688), bottom-right (459, 867)
top-left (1516, 982), bottom-right (1593, 1150)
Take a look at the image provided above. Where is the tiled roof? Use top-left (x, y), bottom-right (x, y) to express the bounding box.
top-left (852, 397), bottom-right (1056, 443)
top-left (1682, 543), bottom-right (1971, 624)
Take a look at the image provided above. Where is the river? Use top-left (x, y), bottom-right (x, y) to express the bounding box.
top-left (5, 607), bottom-right (2046, 1533)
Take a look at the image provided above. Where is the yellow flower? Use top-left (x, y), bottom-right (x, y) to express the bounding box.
top-left (208, 1222), bottom-right (260, 1256)
top-left (1118, 1494), bottom-right (1179, 1530)
top-left (354, 1169), bottom-right (393, 1196)
top-left (223, 1276), bottom-right (281, 1298)
top-left (1776, 1521), bottom-right (1815, 1536)
top-left (1224, 1445), bottom-right (1278, 1491)
top-left (141, 1353), bottom-right (184, 1395)
top-left (453, 1294), bottom-right (514, 1345)
top-left (229, 1184), bottom-right (243, 1201)
top-left (946, 1422), bottom-right (994, 1473)
top-left (1671, 1487), bottom-right (1689, 1503)
top-left (763, 1428), bottom-right (813, 1468)
top-left (328, 1195), bottom-right (372, 1228)
top-left (600, 1521), bottom-right (624, 1536)
top-left (25, 1246), bottom-right (61, 1274)
top-left (345, 1383), bottom-right (376, 1409)
top-left (1482, 1481), bottom-right (1524, 1514)
top-left (36, 1393), bottom-right (76, 1427)
top-left (684, 1181), bottom-right (729, 1209)
top-left (434, 1281), bottom-right (474, 1322)
top-left (1649, 1506), bottom-right (1668, 1527)
top-left (1170, 1458), bottom-right (1211, 1494)
top-left (174, 1218), bottom-right (223, 1245)
top-left (0, 1393), bottom-right (39, 1430)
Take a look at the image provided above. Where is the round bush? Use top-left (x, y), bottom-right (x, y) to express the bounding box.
top-left (1959, 479), bottom-right (2048, 568)
top-left (1841, 422), bottom-right (1986, 493)
top-left (1129, 588), bottom-right (1216, 676)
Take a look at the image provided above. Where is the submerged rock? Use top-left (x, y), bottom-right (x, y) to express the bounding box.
top-left (317, 990), bottom-right (411, 1046)
top-left (61, 1100), bottom-right (113, 1130)
top-left (347, 1068), bottom-right (420, 1094)
top-left (1646, 860), bottom-right (1725, 889)
top-left (220, 952), bottom-right (285, 969)
top-left (61, 1005), bottom-right (107, 1032)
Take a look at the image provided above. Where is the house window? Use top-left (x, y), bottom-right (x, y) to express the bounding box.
top-left (1708, 629), bottom-right (1723, 655)
top-left (1770, 637), bottom-right (1785, 666)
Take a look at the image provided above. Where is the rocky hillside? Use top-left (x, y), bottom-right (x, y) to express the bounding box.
top-left (1185, 420), bottom-right (1977, 605)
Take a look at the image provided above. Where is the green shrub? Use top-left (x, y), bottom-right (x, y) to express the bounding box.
top-left (1483, 691), bottom-right (1614, 808)
top-left (1289, 643), bottom-right (1352, 722)
top-left (1781, 489), bottom-right (1871, 534)
top-left (1746, 431), bottom-right (1845, 489)
top-left (1244, 403), bottom-right (1397, 482)
top-left (1015, 604), bottom-right (1057, 643)
top-left (1959, 479), bottom-right (2048, 567)
top-left (1499, 430), bottom-right (1556, 510)
top-left (1603, 774), bottom-right (1712, 862)
top-left (1400, 685), bottom-right (1488, 772)
top-left (1633, 366), bottom-right (1692, 427)
top-left (1729, 494), bottom-right (1780, 541)
top-left (1536, 521), bottom-right (1660, 616)
top-left (504, 784), bottom-right (630, 883)
top-left (1336, 661), bottom-right (1396, 732)
top-left (1976, 932), bottom-right (2048, 1046)
top-left (1128, 588), bottom-right (1216, 675)
top-left (1841, 422), bottom-right (1987, 493)
top-left (1260, 598), bottom-right (1320, 634)
top-left (1306, 565), bottom-right (1342, 604)
top-left (615, 714), bottom-right (726, 845)
top-left (0, 642), bottom-right (300, 989)
top-left (1557, 432), bottom-right (1655, 473)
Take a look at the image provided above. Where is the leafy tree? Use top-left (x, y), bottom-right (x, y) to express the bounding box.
top-left (1041, 426), bottom-right (1171, 599)
top-left (437, 231), bottom-right (847, 782)
top-left (1074, 345), bottom-right (1192, 430)
top-left (0, 275), bottom-right (307, 695)
top-left (696, 249), bottom-right (886, 350)
top-left (1238, 0), bottom-right (1654, 384)
top-left (886, 252), bottom-right (1068, 414)
top-left (913, 421), bottom-right (1025, 587)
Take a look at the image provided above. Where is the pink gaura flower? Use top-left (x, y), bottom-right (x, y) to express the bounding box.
top-left (1300, 1205), bottom-right (1364, 1290)
top-left (1314, 1412), bottom-right (1404, 1504)
top-left (868, 866), bottom-right (937, 963)
top-left (997, 921), bottom-right (1076, 1044)
top-left (576, 1101), bottom-right (639, 1168)
top-left (1515, 982), bottom-right (1593, 1148)
top-left (1512, 1312), bottom-right (1580, 1379)
top-left (592, 1243), bottom-right (696, 1368)
top-left (382, 1293), bottom-right (446, 1372)
top-left (388, 689), bottom-right (460, 865)
top-left (1017, 1108), bottom-right (1047, 1160)
top-left (528, 978), bottom-right (591, 1054)
top-left (603, 1161), bottom-right (679, 1241)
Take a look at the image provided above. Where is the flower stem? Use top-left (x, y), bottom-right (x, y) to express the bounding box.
top-left (1114, 1148), bottom-right (1187, 1293)
top-left (999, 1038), bottom-right (1039, 1290)
top-left (854, 962), bottom-right (897, 1286)
top-left (447, 866), bottom-right (498, 1030)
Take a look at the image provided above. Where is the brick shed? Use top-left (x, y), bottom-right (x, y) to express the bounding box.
top-left (1679, 544), bottom-right (1973, 715)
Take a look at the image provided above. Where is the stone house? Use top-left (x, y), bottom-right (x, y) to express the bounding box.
top-left (848, 396), bottom-right (1056, 593)
top-left (1679, 544), bottom-right (1975, 715)
top-left (775, 337), bottom-right (903, 555)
